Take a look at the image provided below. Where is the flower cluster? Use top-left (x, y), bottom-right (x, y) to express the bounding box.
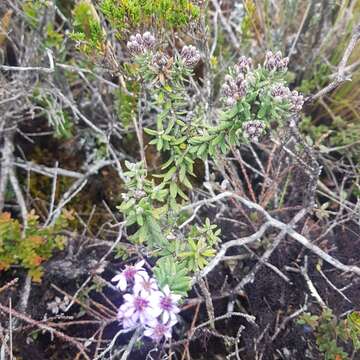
top-left (234, 56), bottom-right (253, 74)
top-left (270, 84), bottom-right (304, 112)
top-left (271, 84), bottom-right (291, 102)
top-left (180, 45), bottom-right (201, 68)
top-left (242, 120), bottom-right (266, 142)
top-left (152, 52), bottom-right (170, 71)
top-left (127, 32), bottom-right (156, 56)
top-left (289, 90), bottom-right (304, 112)
top-left (111, 260), bottom-right (181, 342)
top-left (264, 51), bottom-right (289, 71)
top-left (222, 73), bottom-right (247, 106)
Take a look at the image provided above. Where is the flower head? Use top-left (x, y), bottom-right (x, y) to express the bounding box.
top-left (112, 263), bottom-right (182, 342)
top-left (156, 285), bottom-right (181, 324)
top-left (235, 56), bottom-right (253, 74)
top-left (264, 51), bottom-right (289, 71)
top-left (289, 90), bottom-right (304, 112)
top-left (127, 32), bottom-right (156, 56)
top-left (144, 320), bottom-right (173, 342)
top-left (133, 275), bottom-right (158, 297)
top-left (271, 84), bottom-right (290, 102)
top-left (242, 120), bottom-right (266, 142)
top-left (180, 45), bottom-right (201, 68)
top-left (111, 260), bottom-right (148, 291)
top-left (222, 73), bottom-right (247, 106)
top-left (118, 292), bottom-right (162, 327)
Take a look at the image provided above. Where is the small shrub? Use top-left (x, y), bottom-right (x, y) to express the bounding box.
top-left (0, 210), bottom-right (70, 282)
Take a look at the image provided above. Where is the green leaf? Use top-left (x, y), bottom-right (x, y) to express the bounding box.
top-left (153, 256), bottom-right (191, 296)
top-left (143, 216), bottom-right (167, 248)
top-left (144, 128), bottom-right (158, 136)
top-left (163, 166), bottom-right (177, 182)
top-left (170, 182), bottom-right (178, 198)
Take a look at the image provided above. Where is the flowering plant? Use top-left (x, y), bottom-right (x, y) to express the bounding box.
top-left (112, 261), bottom-right (181, 342)
top-left (114, 31), bottom-right (305, 343)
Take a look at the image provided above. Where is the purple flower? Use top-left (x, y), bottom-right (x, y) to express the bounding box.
top-left (156, 285), bottom-right (181, 324)
top-left (222, 73), bottom-right (247, 106)
top-left (127, 32), bottom-right (156, 56)
top-left (235, 56), bottom-right (253, 74)
top-left (289, 90), bottom-right (304, 112)
top-left (133, 276), bottom-right (159, 297)
top-left (242, 120), bottom-right (266, 142)
top-left (144, 320), bottom-right (173, 342)
top-left (111, 260), bottom-right (148, 291)
top-left (264, 51), bottom-right (288, 71)
top-left (180, 45), bottom-right (201, 68)
top-left (271, 84), bottom-right (290, 102)
top-left (118, 293), bottom-right (162, 327)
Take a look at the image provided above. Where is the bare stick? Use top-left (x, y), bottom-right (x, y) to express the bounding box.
top-left (9, 168), bottom-right (28, 230)
top-left (198, 278), bottom-right (215, 329)
top-left (0, 135), bottom-right (13, 211)
top-left (186, 192), bottom-right (360, 277)
top-left (308, 23), bottom-right (360, 102)
top-left (120, 327), bottom-right (141, 360)
top-left (287, 1), bottom-right (313, 61)
top-left (211, 0), bottom-right (240, 49)
top-left (192, 222), bottom-right (270, 285)
top-left (47, 160), bottom-right (114, 225)
top-left (271, 295), bottom-right (308, 342)
top-left (301, 256), bottom-right (327, 308)
top-left (0, 302), bottom-right (90, 360)
top-left (13, 160), bottom-right (83, 179)
top-left (236, 208), bottom-right (307, 291)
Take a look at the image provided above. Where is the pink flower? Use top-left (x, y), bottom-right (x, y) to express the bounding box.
top-left (156, 285), bottom-right (181, 324)
top-left (118, 293), bottom-right (162, 327)
top-left (133, 276), bottom-right (158, 296)
top-left (144, 320), bottom-right (173, 342)
top-left (111, 260), bottom-right (148, 291)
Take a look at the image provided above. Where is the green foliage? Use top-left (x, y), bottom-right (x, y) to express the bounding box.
top-left (178, 219), bottom-right (220, 271)
top-left (100, 0), bottom-right (200, 34)
top-left (116, 38), bottom-right (299, 296)
top-left (0, 211), bottom-right (70, 282)
top-left (117, 159), bottom-right (222, 292)
top-left (153, 256), bottom-right (191, 296)
top-left (70, 1), bottom-right (105, 53)
top-left (136, 48), bottom-right (294, 209)
top-left (44, 23), bottom-right (64, 50)
top-left (298, 309), bottom-right (360, 360)
top-left (347, 312), bottom-right (360, 351)
top-left (32, 89), bottom-right (74, 139)
top-left (22, 0), bottom-right (47, 28)
top-left (114, 244), bottom-right (130, 260)
top-left (70, 0), bottom-right (199, 55)
top-left (298, 61), bottom-right (331, 94)
top-left (115, 82), bottom-right (139, 128)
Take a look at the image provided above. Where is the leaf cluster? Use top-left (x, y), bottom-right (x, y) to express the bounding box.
top-left (0, 211), bottom-right (70, 282)
top-left (100, 0), bottom-right (200, 33)
top-left (298, 309), bottom-right (360, 360)
top-left (70, 1), bottom-right (105, 54)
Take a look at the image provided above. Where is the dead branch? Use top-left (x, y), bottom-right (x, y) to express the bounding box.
top-left (186, 192), bottom-right (360, 278)
top-left (307, 23), bottom-right (360, 102)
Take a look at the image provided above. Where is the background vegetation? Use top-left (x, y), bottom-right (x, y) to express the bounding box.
top-left (0, 1), bottom-right (360, 359)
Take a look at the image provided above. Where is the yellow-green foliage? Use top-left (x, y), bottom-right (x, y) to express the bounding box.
top-left (70, 1), bottom-right (105, 53)
top-left (115, 79), bottom-right (139, 128)
top-left (0, 210), bottom-right (71, 282)
top-left (22, 0), bottom-right (46, 28)
top-left (298, 2), bottom-right (360, 154)
top-left (100, 0), bottom-right (200, 33)
top-left (70, 0), bottom-right (199, 54)
top-left (298, 309), bottom-right (360, 360)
